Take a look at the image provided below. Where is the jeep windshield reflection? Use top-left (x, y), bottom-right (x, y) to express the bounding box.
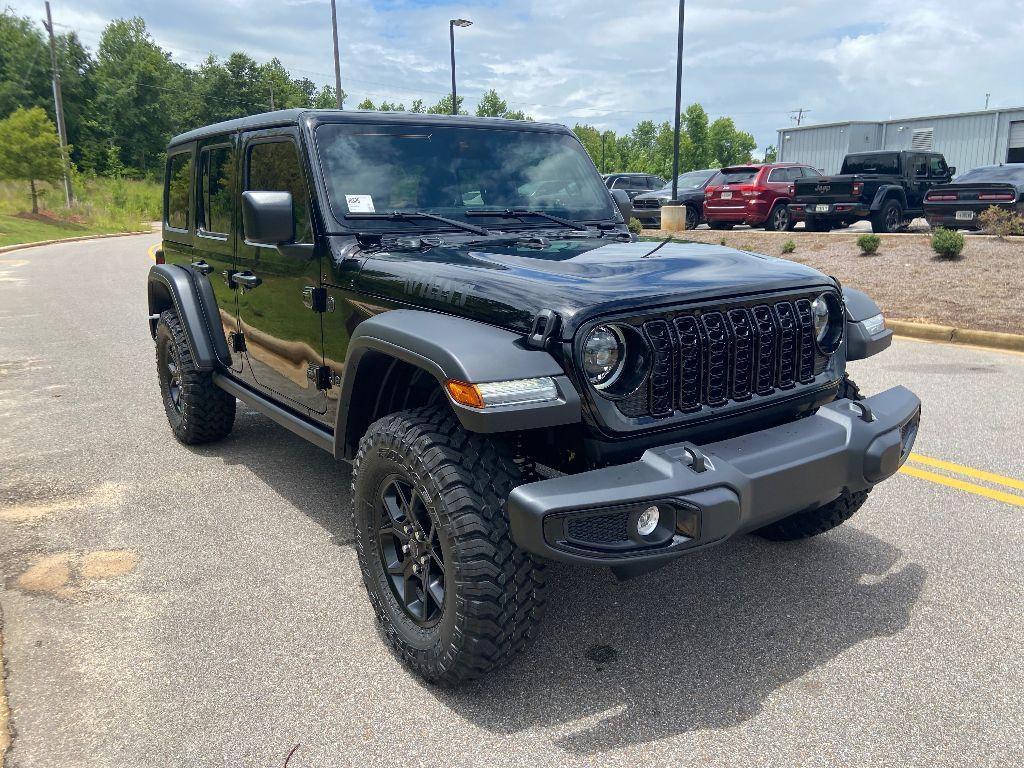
top-left (314, 123), bottom-right (615, 231)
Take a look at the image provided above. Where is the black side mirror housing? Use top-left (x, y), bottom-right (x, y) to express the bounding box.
top-left (610, 188), bottom-right (632, 223)
top-left (241, 191), bottom-right (295, 245)
top-left (947, 166), bottom-right (956, 177)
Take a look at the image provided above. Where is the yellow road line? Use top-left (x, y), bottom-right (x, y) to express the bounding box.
top-left (907, 453), bottom-right (1024, 493)
top-left (147, 243), bottom-right (159, 260)
top-left (900, 464), bottom-right (1024, 508)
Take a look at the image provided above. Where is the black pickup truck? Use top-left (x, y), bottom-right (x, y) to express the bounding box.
top-left (790, 150), bottom-right (955, 233)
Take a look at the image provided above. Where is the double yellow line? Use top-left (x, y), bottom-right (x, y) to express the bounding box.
top-left (901, 453), bottom-right (1024, 508)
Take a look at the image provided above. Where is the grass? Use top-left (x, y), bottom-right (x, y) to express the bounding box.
top-left (0, 176), bottom-right (160, 248)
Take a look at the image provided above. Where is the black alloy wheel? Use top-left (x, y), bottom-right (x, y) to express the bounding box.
top-left (767, 204), bottom-right (791, 231)
top-left (685, 205), bottom-right (699, 230)
top-left (885, 203), bottom-right (901, 231)
top-left (162, 343), bottom-right (184, 415)
top-left (377, 474), bottom-right (445, 627)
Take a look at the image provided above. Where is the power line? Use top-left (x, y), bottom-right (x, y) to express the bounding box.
top-left (789, 107), bottom-right (810, 126)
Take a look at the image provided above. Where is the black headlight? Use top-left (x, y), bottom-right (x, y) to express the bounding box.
top-left (811, 292), bottom-right (844, 353)
top-left (580, 324), bottom-right (650, 398)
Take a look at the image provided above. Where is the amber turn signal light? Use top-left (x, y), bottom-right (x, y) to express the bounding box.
top-left (446, 380), bottom-right (485, 409)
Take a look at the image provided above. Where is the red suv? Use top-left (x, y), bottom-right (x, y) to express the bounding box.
top-left (703, 163), bottom-right (822, 231)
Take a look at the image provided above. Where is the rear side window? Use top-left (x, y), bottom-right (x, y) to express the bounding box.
top-left (841, 154), bottom-right (900, 174)
top-left (199, 145), bottom-right (234, 235)
top-left (801, 166), bottom-right (822, 177)
top-left (913, 155), bottom-right (928, 176)
top-left (714, 168), bottom-right (758, 185)
top-left (929, 156), bottom-right (949, 177)
top-left (247, 140), bottom-right (312, 243)
top-left (166, 152), bottom-right (193, 230)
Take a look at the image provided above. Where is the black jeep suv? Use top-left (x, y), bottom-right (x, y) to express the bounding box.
top-left (791, 150), bottom-right (954, 232)
top-left (149, 110), bottom-right (919, 684)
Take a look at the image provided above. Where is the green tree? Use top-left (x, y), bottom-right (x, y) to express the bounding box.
top-left (681, 103), bottom-right (711, 171)
top-left (312, 85), bottom-right (346, 109)
top-left (763, 145), bottom-right (778, 163)
top-left (708, 117), bottom-right (756, 167)
top-left (55, 31), bottom-right (101, 170)
top-left (426, 94), bottom-right (466, 115)
top-left (0, 13), bottom-right (52, 119)
top-left (410, 99), bottom-right (425, 114)
top-left (378, 100), bottom-right (405, 111)
top-left (475, 89), bottom-right (508, 117)
top-left (0, 107), bottom-right (67, 213)
top-left (356, 97), bottom-right (376, 110)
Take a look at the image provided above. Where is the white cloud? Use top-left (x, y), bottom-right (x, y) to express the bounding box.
top-left (8, 0), bottom-right (1024, 147)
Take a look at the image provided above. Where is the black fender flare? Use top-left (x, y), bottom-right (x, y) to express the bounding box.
top-left (334, 309), bottom-right (581, 458)
top-left (869, 185), bottom-right (907, 211)
top-left (147, 264), bottom-right (231, 371)
top-left (843, 287), bottom-right (892, 360)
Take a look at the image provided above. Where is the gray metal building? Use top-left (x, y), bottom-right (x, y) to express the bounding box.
top-left (777, 107), bottom-right (1024, 175)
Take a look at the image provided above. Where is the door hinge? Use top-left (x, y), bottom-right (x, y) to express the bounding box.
top-left (230, 332), bottom-right (246, 352)
top-left (302, 286), bottom-right (334, 313)
top-left (307, 364), bottom-right (339, 390)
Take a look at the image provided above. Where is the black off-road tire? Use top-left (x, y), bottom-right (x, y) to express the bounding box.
top-left (754, 375), bottom-right (869, 540)
top-left (871, 198), bottom-right (903, 233)
top-left (155, 309), bottom-right (235, 444)
top-left (352, 405), bottom-right (546, 685)
top-left (805, 215), bottom-right (832, 232)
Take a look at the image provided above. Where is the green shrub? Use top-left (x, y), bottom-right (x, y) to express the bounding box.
top-left (931, 227), bottom-right (965, 259)
top-left (857, 233), bottom-right (881, 254)
top-left (781, 239), bottom-right (796, 254)
top-left (628, 217), bottom-right (643, 234)
top-left (719, 237), bottom-right (727, 246)
top-left (978, 205), bottom-right (1024, 237)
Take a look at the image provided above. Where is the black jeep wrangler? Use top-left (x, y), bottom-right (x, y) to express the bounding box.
top-left (148, 110), bottom-right (920, 684)
top-left (790, 150), bottom-right (954, 232)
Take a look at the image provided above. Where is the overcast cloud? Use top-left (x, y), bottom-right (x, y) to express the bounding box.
top-left (8, 0), bottom-right (1024, 149)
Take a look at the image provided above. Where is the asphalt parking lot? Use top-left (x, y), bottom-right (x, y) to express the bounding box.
top-left (1, 234), bottom-right (1022, 767)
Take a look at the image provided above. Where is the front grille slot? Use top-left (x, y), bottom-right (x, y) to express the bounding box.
top-left (623, 292), bottom-right (837, 421)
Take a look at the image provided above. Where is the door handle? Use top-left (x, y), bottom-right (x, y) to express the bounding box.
top-left (191, 260), bottom-right (213, 275)
top-left (234, 272), bottom-right (262, 290)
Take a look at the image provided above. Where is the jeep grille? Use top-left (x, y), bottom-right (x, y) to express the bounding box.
top-left (615, 296), bottom-right (833, 420)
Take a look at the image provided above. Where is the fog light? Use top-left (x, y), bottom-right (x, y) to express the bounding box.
top-left (636, 505), bottom-right (660, 536)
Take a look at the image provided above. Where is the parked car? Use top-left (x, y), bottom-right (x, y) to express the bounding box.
top-left (149, 109), bottom-right (916, 685)
top-left (602, 172), bottom-right (667, 200)
top-left (703, 163), bottom-right (820, 231)
top-left (923, 163), bottom-right (1024, 230)
top-left (631, 169), bottom-right (718, 229)
top-left (791, 150), bottom-right (954, 233)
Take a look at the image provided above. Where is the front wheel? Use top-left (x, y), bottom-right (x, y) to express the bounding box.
top-left (352, 406), bottom-right (546, 685)
top-left (684, 205), bottom-right (701, 230)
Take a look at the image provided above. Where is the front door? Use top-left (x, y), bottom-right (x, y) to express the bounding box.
top-left (235, 129), bottom-right (327, 415)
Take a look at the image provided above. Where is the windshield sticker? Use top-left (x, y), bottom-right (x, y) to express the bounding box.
top-left (346, 195), bottom-right (375, 213)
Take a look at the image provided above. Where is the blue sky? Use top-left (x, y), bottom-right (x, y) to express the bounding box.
top-left (9, 0), bottom-right (1024, 151)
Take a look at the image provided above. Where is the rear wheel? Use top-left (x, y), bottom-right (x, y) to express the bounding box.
top-left (155, 310), bottom-right (235, 444)
top-left (805, 215), bottom-right (832, 232)
top-left (709, 221), bottom-right (734, 231)
top-left (871, 199), bottom-right (903, 233)
top-left (352, 405), bottom-right (546, 685)
top-left (764, 203), bottom-right (793, 231)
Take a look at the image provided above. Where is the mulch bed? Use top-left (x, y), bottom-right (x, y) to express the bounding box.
top-left (643, 228), bottom-right (1023, 335)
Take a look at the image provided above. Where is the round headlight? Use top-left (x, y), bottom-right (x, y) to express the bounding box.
top-left (811, 292), bottom-right (844, 353)
top-left (582, 325), bottom-right (625, 388)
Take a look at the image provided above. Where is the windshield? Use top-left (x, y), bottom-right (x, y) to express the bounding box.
top-left (662, 170), bottom-right (716, 190)
top-left (841, 154), bottom-right (900, 175)
top-left (709, 168), bottom-right (758, 185)
top-left (314, 123), bottom-right (615, 229)
top-left (954, 165), bottom-right (1024, 184)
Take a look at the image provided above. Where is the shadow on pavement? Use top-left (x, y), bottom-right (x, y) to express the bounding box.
top-left (208, 407), bottom-right (926, 756)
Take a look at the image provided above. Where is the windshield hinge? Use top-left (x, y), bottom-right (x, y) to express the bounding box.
top-left (302, 286), bottom-right (334, 313)
top-left (527, 309), bottom-right (560, 350)
top-left (307, 364), bottom-right (339, 390)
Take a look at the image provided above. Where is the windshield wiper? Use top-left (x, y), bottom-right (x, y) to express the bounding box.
top-left (465, 208), bottom-right (591, 232)
top-left (345, 210), bottom-right (491, 236)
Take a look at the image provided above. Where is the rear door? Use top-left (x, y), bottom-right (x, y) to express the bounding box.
top-left (235, 128), bottom-right (328, 416)
top-left (908, 153), bottom-right (929, 210)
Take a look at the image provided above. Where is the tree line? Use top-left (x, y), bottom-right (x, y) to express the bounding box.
top-left (1, 10), bottom-right (759, 184)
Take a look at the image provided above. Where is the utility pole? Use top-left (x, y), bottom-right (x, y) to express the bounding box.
top-left (330, 0), bottom-right (343, 108)
top-left (790, 107), bottom-right (810, 126)
top-left (985, 93), bottom-right (991, 110)
top-left (670, 0), bottom-right (686, 202)
top-left (43, 1), bottom-right (72, 207)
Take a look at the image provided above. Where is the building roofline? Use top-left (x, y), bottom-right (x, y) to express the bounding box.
top-left (777, 106), bottom-right (1024, 134)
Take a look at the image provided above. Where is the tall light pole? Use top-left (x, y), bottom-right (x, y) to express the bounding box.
top-left (670, 0), bottom-right (686, 202)
top-left (43, 1), bottom-right (72, 207)
top-left (449, 19), bottom-right (472, 115)
top-left (330, 0), bottom-right (343, 108)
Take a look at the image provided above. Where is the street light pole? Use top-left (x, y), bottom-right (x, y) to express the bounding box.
top-left (330, 0), bottom-right (343, 108)
top-left (449, 19), bottom-right (472, 116)
top-left (670, 0), bottom-right (686, 202)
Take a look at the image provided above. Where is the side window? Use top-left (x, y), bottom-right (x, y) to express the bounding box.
top-left (198, 145), bottom-right (235, 236)
top-left (801, 166), bottom-right (822, 178)
top-left (767, 168), bottom-right (785, 183)
top-left (929, 156), bottom-right (948, 177)
top-left (247, 140), bottom-right (312, 243)
top-left (166, 151), bottom-right (193, 231)
top-left (913, 155), bottom-right (928, 177)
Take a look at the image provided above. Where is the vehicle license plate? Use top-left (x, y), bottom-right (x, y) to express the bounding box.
top-left (815, 204), bottom-right (830, 213)
top-left (955, 210), bottom-right (975, 220)
top-left (721, 191), bottom-right (732, 199)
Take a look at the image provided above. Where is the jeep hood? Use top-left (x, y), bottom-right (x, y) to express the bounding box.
top-left (353, 237), bottom-right (836, 338)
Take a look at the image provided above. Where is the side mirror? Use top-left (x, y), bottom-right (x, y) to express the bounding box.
top-left (947, 166), bottom-right (956, 177)
top-left (241, 191), bottom-right (295, 245)
top-left (610, 188), bottom-right (632, 223)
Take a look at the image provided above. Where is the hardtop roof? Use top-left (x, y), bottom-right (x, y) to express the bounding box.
top-left (168, 109), bottom-right (571, 148)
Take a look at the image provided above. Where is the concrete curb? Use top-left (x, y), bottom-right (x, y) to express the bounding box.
top-left (0, 228), bottom-right (155, 255)
top-left (888, 319), bottom-right (1024, 353)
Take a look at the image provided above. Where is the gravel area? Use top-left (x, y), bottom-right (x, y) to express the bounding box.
top-left (645, 229), bottom-right (1024, 335)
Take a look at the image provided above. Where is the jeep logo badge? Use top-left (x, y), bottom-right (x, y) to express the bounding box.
top-left (816, 184), bottom-right (831, 193)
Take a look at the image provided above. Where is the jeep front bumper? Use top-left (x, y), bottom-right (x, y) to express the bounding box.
top-left (507, 386), bottom-right (920, 566)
